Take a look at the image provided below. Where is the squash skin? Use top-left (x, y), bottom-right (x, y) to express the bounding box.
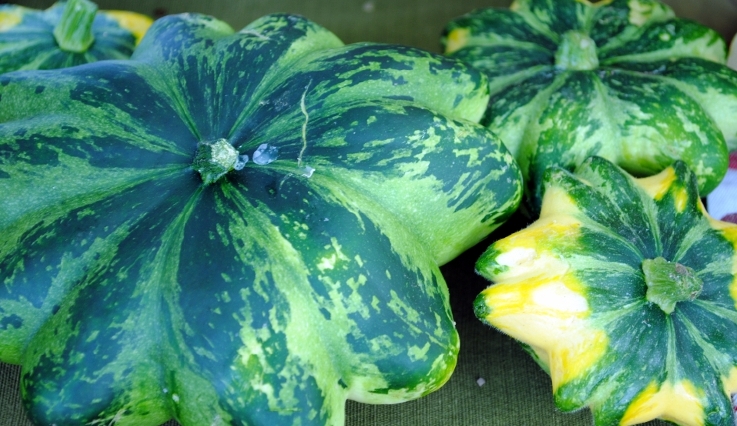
top-left (0, 0), bottom-right (152, 73)
top-left (0, 12), bottom-right (522, 426)
top-left (442, 0), bottom-right (737, 210)
top-left (475, 156), bottom-right (737, 426)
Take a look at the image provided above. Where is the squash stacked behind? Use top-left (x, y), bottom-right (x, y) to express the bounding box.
top-left (442, 0), bottom-right (737, 211)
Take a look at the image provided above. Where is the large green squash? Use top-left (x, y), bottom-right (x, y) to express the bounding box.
top-left (0, 12), bottom-right (522, 426)
top-left (442, 0), bottom-right (737, 210)
top-left (475, 156), bottom-right (737, 425)
top-left (0, 0), bottom-right (152, 73)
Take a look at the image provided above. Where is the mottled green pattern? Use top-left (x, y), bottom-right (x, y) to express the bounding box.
top-left (0, 1), bottom-right (138, 73)
top-left (442, 0), bottom-right (737, 211)
top-left (476, 157), bottom-right (737, 425)
top-left (0, 12), bottom-right (522, 426)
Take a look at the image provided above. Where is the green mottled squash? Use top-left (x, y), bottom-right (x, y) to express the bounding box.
top-left (442, 0), bottom-right (737, 210)
top-left (475, 156), bottom-right (737, 426)
top-left (0, 0), bottom-right (152, 73)
top-left (0, 12), bottom-right (522, 426)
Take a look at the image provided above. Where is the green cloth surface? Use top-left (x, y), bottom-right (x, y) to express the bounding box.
top-left (0, 216), bottom-right (668, 426)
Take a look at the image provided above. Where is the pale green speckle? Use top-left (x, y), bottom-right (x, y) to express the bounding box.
top-left (407, 342), bottom-right (430, 362)
top-left (317, 254), bottom-right (338, 272)
top-left (85, 330), bottom-right (100, 343)
top-left (452, 147), bottom-right (483, 167)
top-left (317, 237), bottom-right (350, 272)
top-left (76, 207), bottom-right (95, 219)
top-left (368, 335), bottom-right (399, 354)
top-left (433, 313), bottom-right (447, 338)
top-left (346, 274), bottom-right (370, 319)
top-left (370, 296), bottom-right (381, 313)
top-left (346, 151), bottom-right (375, 163)
top-left (387, 290), bottom-right (421, 325)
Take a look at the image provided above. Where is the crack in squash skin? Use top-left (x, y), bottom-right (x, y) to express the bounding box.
top-left (0, 12), bottom-right (522, 426)
top-left (475, 156), bottom-right (737, 426)
top-left (442, 0), bottom-right (737, 212)
top-left (0, 0), bottom-right (153, 73)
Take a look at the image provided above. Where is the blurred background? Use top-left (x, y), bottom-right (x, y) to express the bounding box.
top-left (7, 0), bottom-right (737, 52)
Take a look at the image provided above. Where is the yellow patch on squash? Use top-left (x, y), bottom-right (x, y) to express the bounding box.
top-left (720, 367), bottom-right (737, 397)
top-left (102, 10), bottom-right (153, 45)
top-left (0, 9), bottom-right (24, 31)
top-left (549, 328), bottom-right (608, 391)
top-left (491, 219), bottom-right (581, 284)
top-left (480, 275), bottom-right (588, 321)
top-left (478, 271), bottom-right (608, 391)
top-left (539, 183), bottom-right (583, 219)
top-left (637, 166), bottom-right (676, 201)
top-left (478, 268), bottom-right (597, 375)
top-left (498, 181), bottom-right (584, 261)
top-left (710, 217), bottom-right (737, 238)
top-left (673, 186), bottom-right (689, 213)
top-left (444, 28), bottom-right (469, 54)
top-left (620, 380), bottom-right (705, 426)
top-left (714, 222), bottom-right (737, 308)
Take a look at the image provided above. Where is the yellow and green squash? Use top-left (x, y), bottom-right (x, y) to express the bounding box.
top-left (475, 156), bottom-right (737, 425)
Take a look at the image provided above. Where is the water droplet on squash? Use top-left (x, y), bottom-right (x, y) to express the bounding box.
top-left (253, 143), bottom-right (279, 165)
top-left (234, 154), bottom-right (249, 170)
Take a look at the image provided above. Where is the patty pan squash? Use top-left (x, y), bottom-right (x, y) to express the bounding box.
top-left (0, 12), bottom-right (522, 426)
top-left (443, 0), bottom-right (737, 210)
top-left (0, 0), bottom-right (152, 73)
top-left (475, 156), bottom-right (737, 425)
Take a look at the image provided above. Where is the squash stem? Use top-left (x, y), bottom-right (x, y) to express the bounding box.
top-left (555, 30), bottom-right (599, 71)
top-left (53, 0), bottom-right (98, 53)
top-left (193, 139), bottom-right (247, 185)
top-left (642, 257), bottom-right (703, 314)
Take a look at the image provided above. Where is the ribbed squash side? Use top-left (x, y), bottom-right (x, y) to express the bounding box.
top-left (476, 156), bottom-right (737, 426)
top-left (442, 0), bottom-right (737, 210)
top-left (0, 0), bottom-right (152, 73)
top-left (0, 12), bottom-right (522, 426)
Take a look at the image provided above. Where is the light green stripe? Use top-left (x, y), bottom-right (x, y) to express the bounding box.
top-left (600, 34), bottom-right (726, 66)
top-left (217, 184), bottom-right (349, 424)
top-left (490, 70), bottom-right (568, 171)
top-left (0, 159), bottom-right (183, 231)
